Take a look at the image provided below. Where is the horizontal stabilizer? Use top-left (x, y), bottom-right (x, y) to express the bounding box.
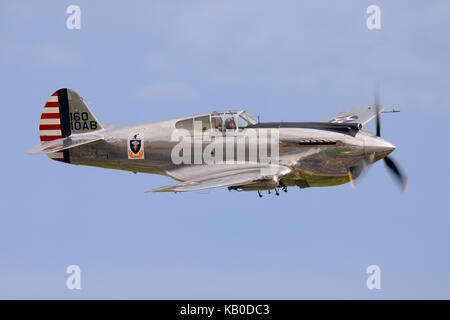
top-left (28, 132), bottom-right (104, 154)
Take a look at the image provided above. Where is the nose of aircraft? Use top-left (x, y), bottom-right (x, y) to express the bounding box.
top-left (364, 136), bottom-right (396, 158)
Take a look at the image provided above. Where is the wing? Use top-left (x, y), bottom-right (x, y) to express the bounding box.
top-left (145, 165), bottom-right (291, 193)
top-left (323, 105), bottom-right (385, 126)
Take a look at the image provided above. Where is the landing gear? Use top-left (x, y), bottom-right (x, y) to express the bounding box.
top-left (257, 185), bottom-right (287, 198)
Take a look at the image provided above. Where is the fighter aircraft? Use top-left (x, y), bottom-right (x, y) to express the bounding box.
top-left (28, 88), bottom-right (408, 196)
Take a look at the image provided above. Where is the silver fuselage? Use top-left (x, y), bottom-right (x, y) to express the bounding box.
top-left (67, 116), bottom-right (395, 189)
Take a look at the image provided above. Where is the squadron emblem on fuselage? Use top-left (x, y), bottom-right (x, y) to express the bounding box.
top-left (128, 134), bottom-right (144, 159)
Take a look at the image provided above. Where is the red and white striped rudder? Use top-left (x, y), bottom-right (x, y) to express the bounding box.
top-left (39, 90), bottom-right (66, 162)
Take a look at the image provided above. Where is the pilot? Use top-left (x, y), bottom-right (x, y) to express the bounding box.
top-left (225, 117), bottom-right (236, 129)
top-left (211, 111), bottom-right (223, 130)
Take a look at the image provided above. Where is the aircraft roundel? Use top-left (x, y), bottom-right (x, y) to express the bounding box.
top-left (329, 115), bottom-right (359, 123)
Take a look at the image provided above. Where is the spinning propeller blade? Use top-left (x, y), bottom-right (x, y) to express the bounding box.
top-left (374, 84), bottom-right (408, 192)
top-left (351, 83), bottom-right (409, 192)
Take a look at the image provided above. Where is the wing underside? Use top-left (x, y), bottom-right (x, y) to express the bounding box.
top-left (145, 165), bottom-right (291, 193)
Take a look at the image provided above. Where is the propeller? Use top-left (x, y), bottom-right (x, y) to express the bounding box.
top-left (383, 156), bottom-right (409, 193)
top-left (348, 84), bottom-right (408, 193)
top-left (373, 85), bottom-right (409, 193)
top-left (374, 84), bottom-right (381, 137)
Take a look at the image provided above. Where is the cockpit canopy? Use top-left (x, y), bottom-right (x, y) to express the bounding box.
top-left (175, 110), bottom-right (258, 131)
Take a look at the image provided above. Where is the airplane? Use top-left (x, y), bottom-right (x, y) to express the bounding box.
top-left (28, 88), bottom-right (408, 197)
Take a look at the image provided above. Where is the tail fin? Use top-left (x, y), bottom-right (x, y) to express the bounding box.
top-left (38, 88), bottom-right (103, 162)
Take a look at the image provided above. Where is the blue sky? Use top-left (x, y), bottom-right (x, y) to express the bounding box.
top-left (1, 0), bottom-right (449, 299)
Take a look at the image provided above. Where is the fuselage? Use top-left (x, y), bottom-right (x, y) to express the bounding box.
top-left (67, 115), bottom-right (395, 189)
